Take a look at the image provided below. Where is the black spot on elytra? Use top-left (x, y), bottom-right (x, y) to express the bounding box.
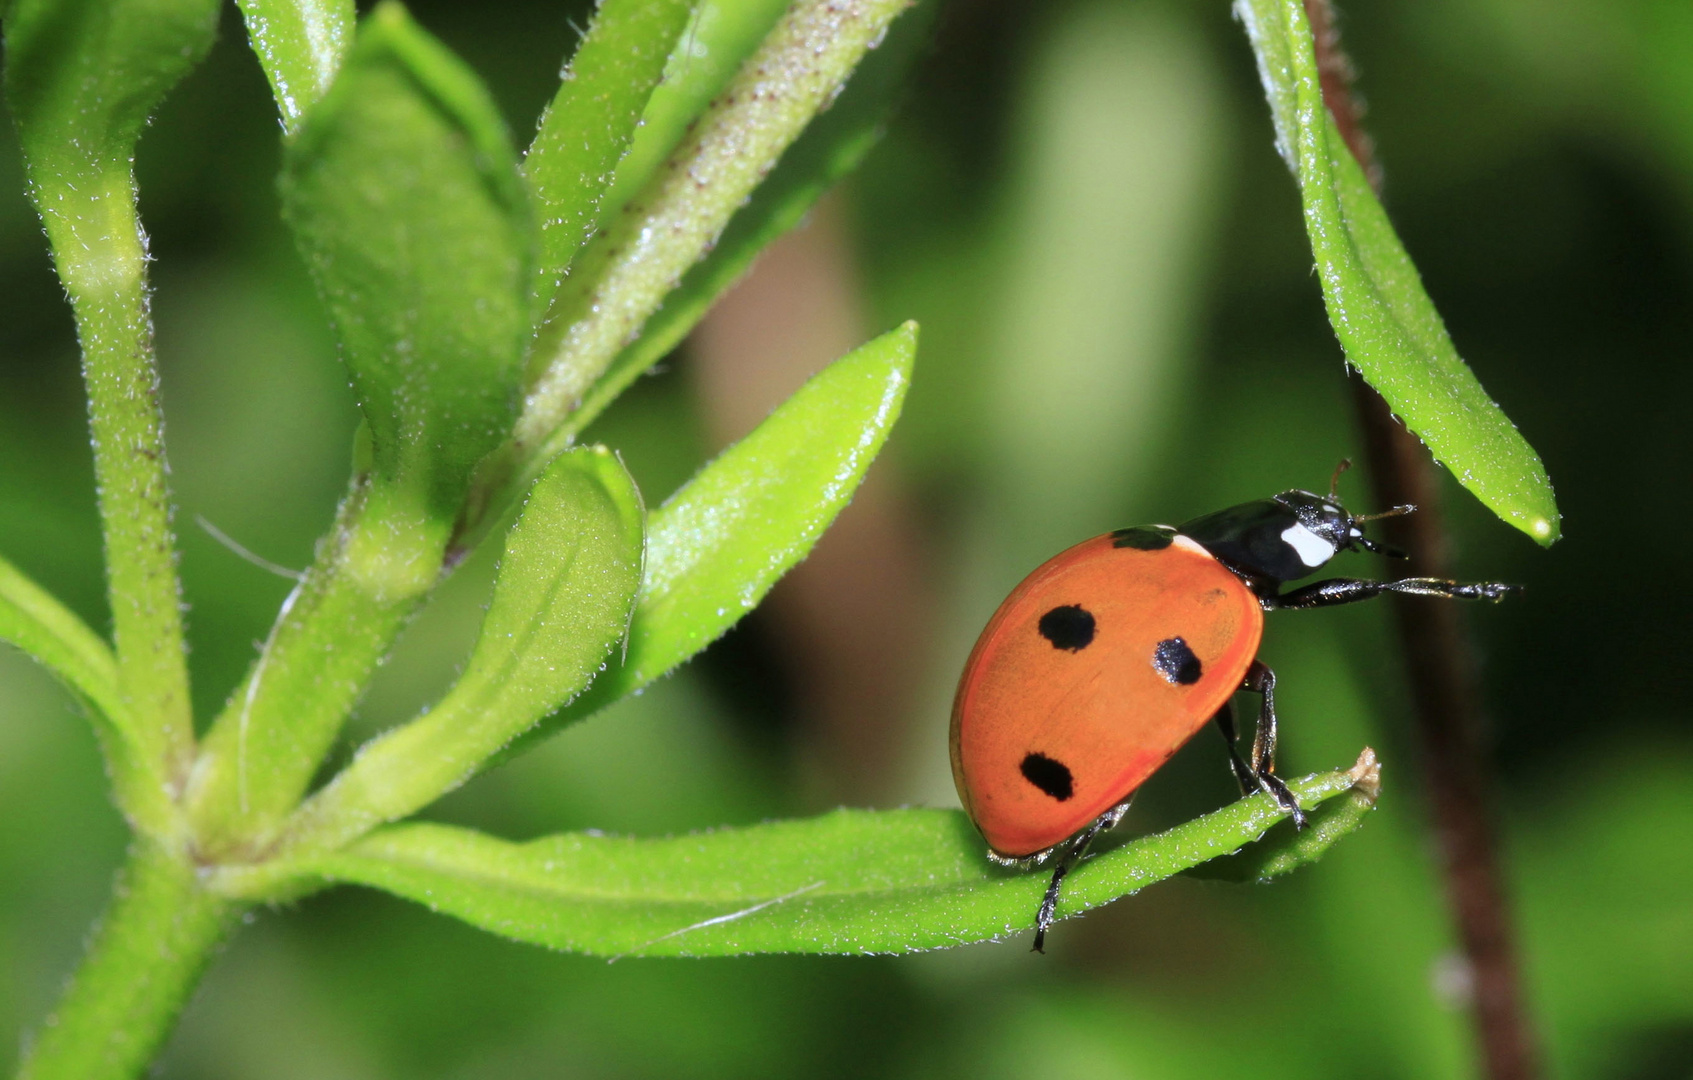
top-left (1152, 637), bottom-right (1202, 685)
top-left (1112, 526), bottom-right (1174, 550)
top-left (1038, 605), bottom-right (1095, 651)
top-left (1020, 753), bottom-right (1074, 801)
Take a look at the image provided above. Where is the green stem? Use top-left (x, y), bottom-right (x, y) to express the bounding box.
top-left (186, 476), bottom-right (446, 856)
top-left (18, 843), bottom-right (240, 1080)
top-left (511, 0), bottom-right (914, 460)
top-left (35, 162), bottom-right (194, 825)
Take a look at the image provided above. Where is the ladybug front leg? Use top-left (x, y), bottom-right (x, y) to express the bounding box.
top-left (1265, 576), bottom-right (1516, 610)
top-left (1241, 661), bottom-right (1309, 829)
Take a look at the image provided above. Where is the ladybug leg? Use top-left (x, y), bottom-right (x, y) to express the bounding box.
top-left (1211, 700), bottom-right (1258, 797)
top-left (1241, 661), bottom-right (1309, 829)
top-left (1266, 577), bottom-right (1516, 610)
top-left (1032, 802), bottom-right (1129, 954)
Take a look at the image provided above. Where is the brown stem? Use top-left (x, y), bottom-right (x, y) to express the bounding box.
top-left (1303, 3), bottom-right (1541, 1079)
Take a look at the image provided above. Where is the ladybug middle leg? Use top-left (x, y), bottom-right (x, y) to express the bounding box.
top-left (1239, 660), bottom-right (1310, 830)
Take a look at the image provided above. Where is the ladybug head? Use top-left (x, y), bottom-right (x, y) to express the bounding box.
top-left (1178, 467), bottom-right (1417, 586)
top-left (1273, 489), bottom-right (1412, 563)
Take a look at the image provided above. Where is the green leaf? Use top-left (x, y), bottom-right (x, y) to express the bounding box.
top-left (275, 447), bottom-right (645, 856)
top-left (4, 0), bottom-right (221, 173)
top-left (1235, 0), bottom-right (1560, 546)
top-left (591, 0), bottom-right (794, 225)
top-left (0, 554), bottom-right (175, 828)
top-left (511, 0), bottom-right (918, 462)
top-left (235, 0), bottom-right (356, 133)
top-left (0, 555), bottom-right (123, 728)
top-left (1186, 748), bottom-right (1380, 882)
top-left (282, 0), bottom-right (533, 531)
top-left (551, 0), bottom-right (935, 447)
top-left (222, 759), bottom-right (1376, 954)
top-left (506, 321), bottom-right (916, 760)
top-left (524, 0), bottom-right (696, 295)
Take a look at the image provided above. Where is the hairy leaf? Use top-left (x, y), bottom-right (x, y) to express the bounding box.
top-left (1235, 0), bottom-right (1560, 545)
top-left (557, 0), bottom-right (935, 445)
top-left (0, 555), bottom-right (170, 824)
top-left (4, 0), bottom-right (220, 173)
top-left (227, 759), bottom-right (1377, 955)
top-left (591, 0), bottom-right (793, 223)
top-left (512, 0), bottom-right (917, 459)
top-left (282, 1), bottom-right (533, 530)
top-left (506, 321), bottom-right (915, 759)
top-left (524, 0), bottom-right (696, 294)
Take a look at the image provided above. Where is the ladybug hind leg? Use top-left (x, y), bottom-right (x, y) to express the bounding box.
top-left (1031, 801), bottom-right (1130, 954)
top-left (1241, 661), bottom-right (1309, 830)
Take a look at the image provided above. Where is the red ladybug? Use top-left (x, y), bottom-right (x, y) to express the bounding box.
top-left (950, 471), bottom-right (1514, 950)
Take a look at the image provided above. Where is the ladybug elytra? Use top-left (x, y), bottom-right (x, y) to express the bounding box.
top-left (949, 467), bottom-right (1515, 951)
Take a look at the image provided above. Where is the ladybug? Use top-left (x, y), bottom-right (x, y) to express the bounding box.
top-left (950, 467), bottom-right (1515, 951)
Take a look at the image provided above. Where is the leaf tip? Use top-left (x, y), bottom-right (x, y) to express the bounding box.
top-left (889, 319), bottom-right (919, 372)
top-left (879, 319), bottom-right (919, 367)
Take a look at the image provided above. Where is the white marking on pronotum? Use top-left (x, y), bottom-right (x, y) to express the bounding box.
top-left (1171, 534), bottom-right (1211, 557)
top-left (1281, 523), bottom-right (1335, 568)
top-left (610, 880), bottom-right (827, 963)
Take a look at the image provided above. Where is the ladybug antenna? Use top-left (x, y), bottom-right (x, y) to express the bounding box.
top-left (1328, 458), bottom-right (1353, 500)
top-left (1348, 504), bottom-right (1415, 559)
top-left (1352, 504), bottom-right (1416, 524)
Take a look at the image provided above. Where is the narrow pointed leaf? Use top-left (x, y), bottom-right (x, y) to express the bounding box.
top-left (455, 1), bottom-right (928, 561)
top-left (0, 554), bottom-right (175, 825)
top-left (552, 0), bottom-right (935, 447)
top-left (278, 448), bottom-right (644, 855)
top-left (512, 0), bottom-right (917, 458)
top-left (524, 0), bottom-right (696, 294)
top-left (0, 556), bottom-right (125, 734)
top-left (227, 760), bottom-right (1375, 955)
top-left (1235, 0), bottom-right (1560, 545)
top-left (504, 321), bottom-right (915, 760)
top-left (591, 0), bottom-right (793, 226)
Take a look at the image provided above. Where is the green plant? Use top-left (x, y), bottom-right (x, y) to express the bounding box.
top-left (0, 0), bottom-right (1556, 1077)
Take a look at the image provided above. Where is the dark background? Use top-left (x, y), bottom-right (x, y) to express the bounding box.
top-left (2, 0), bottom-right (1689, 1076)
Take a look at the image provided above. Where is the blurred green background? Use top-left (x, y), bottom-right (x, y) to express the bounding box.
top-left (2, 0), bottom-right (1690, 1076)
